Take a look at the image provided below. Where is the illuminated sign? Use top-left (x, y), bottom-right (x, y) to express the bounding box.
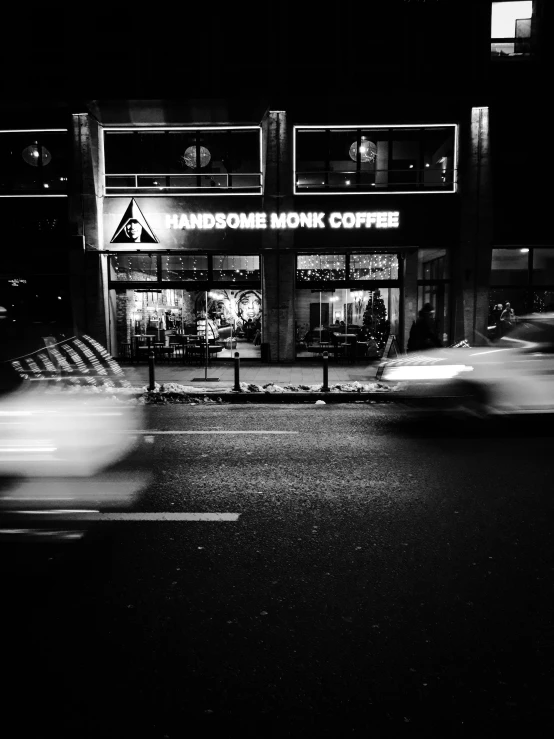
top-left (8, 279), bottom-right (27, 286)
top-left (164, 211), bottom-right (400, 230)
top-left (111, 199), bottom-right (159, 243)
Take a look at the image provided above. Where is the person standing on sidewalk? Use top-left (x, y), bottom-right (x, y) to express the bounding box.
top-left (500, 302), bottom-right (515, 336)
top-left (407, 303), bottom-right (443, 352)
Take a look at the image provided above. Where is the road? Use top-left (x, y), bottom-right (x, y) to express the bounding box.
top-left (1, 404), bottom-right (554, 737)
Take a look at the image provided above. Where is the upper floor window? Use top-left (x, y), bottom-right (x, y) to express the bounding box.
top-left (294, 125), bottom-right (457, 194)
top-left (103, 127), bottom-right (262, 196)
top-left (491, 1), bottom-right (533, 58)
top-left (0, 130), bottom-right (68, 196)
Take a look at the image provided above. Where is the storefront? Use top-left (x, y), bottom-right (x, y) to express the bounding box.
top-left (100, 195), bottom-right (458, 361)
top-left (108, 252), bottom-right (263, 360)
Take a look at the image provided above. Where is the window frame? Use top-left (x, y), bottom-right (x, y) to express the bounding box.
top-left (295, 251), bottom-right (402, 289)
top-left (0, 128), bottom-right (69, 198)
top-left (102, 126), bottom-right (263, 197)
top-left (490, 1), bottom-right (534, 59)
top-left (108, 252), bottom-right (262, 290)
top-left (490, 246), bottom-right (554, 317)
top-left (293, 124), bottom-right (458, 195)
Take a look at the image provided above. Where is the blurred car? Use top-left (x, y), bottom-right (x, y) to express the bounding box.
top-left (0, 335), bottom-right (147, 543)
top-left (377, 313), bottom-right (554, 418)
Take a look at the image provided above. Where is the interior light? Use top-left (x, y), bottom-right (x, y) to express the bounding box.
top-left (345, 180), bottom-right (351, 185)
top-left (409, 164), bottom-right (414, 169)
top-left (425, 163), bottom-right (430, 168)
top-left (181, 146), bottom-right (211, 169)
top-left (520, 248), bottom-right (529, 253)
top-left (22, 142), bottom-right (52, 167)
top-left (43, 183), bottom-right (49, 188)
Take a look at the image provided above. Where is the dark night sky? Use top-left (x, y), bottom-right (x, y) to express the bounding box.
top-left (1, 1), bottom-right (487, 104)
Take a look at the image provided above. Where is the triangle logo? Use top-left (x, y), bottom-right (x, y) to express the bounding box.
top-left (110, 199), bottom-right (159, 243)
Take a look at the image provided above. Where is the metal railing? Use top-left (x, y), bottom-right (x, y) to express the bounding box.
top-left (295, 168), bottom-right (456, 192)
top-left (104, 172), bottom-right (263, 193)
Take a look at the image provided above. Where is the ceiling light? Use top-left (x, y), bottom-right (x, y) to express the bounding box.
top-left (22, 142), bottom-right (52, 167)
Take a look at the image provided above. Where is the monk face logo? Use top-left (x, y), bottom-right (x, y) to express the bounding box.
top-left (110, 199), bottom-right (158, 244)
top-left (124, 219), bottom-right (143, 242)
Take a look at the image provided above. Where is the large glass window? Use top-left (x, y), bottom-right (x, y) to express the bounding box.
top-left (532, 249), bottom-right (554, 286)
top-left (294, 125), bottom-right (456, 194)
top-left (491, 248), bottom-right (529, 285)
top-left (113, 287), bottom-right (263, 362)
top-left (161, 255), bottom-right (208, 281)
top-left (488, 247), bottom-right (554, 341)
top-left (213, 255), bottom-right (260, 281)
top-left (296, 255), bottom-right (346, 282)
top-left (0, 131), bottom-right (68, 195)
top-left (104, 127), bottom-right (262, 194)
top-left (109, 254), bottom-right (158, 281)
top-left (350, 253), bottom-right (398, 281)
top-left (296, 253), bottom-right (398, 282)
top-left (491, 2), bottom-right (533, 58)
top-left (295, 287), bottom-right (400, 360)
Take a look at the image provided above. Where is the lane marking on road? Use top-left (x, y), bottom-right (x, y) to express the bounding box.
top-left (135, 430), bottom-right (299, 435)
top-left (4, 511), bottom-right (240, 521)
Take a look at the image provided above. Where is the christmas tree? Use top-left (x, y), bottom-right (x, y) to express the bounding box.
top-left (363, 289), bottom-right (389, 351)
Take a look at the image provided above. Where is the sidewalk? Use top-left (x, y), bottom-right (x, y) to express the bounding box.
top-left (120, 359), bottom-right (381, 391)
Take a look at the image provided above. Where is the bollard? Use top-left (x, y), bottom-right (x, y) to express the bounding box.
top-left (322, 351), bottom-right (329, 392)
top-left (234, 351), bottom-right (240, 391)
top-left (148, 349), bottom-right (156, 391)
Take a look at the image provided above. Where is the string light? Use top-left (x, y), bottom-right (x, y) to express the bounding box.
top-left (297, 253), bottom-right (397, 281)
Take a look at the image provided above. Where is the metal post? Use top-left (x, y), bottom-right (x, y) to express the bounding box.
top-left (205, 290), bottom-right (209, 381)
top-left (322, 351), bottom-right (329, 392)
top-left (148, 347), bottom-right (155, 391)
top-left (234, 351), bottom-right (240, 391)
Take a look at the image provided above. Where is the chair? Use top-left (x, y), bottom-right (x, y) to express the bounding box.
top-left (118, 343), bottom-right (132, 364)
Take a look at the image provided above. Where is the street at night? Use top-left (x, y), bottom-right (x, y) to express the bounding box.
top-left (2, 403), bottom-right (553, 736)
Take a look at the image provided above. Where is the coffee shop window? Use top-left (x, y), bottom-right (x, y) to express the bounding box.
top-left (212, 255), bottom-right (260, 282)
top-left (296, 254), bottom-right (346, 282)
top-left (350, 253), bottom-right (399, 280)
top-left (294, 125), bottom-right (456, 194)
top-left (104, 127), bottom-right (262, 194)
top-left (491, 2), bottom-right (534, 58)
top-left (109, 254), bottom-right (158, 281)
top-left (161, 255), bottom-right (208, 281)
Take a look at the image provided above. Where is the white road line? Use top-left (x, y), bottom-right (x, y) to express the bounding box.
top-left (3, 512), bottom-right (240, 521)
top-left (136, 430), bottom-right (299, 435)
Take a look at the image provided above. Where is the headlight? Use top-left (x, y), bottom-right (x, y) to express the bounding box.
top-left (382, 365), bottom-right (474, 381)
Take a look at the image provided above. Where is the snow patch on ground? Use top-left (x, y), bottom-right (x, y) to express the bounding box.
top-left (39, 378), bottom-right (402, 402)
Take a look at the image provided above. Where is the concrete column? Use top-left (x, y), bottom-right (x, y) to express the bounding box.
top-left (261, 110), bottom-right (295, 361)
top-left (456, 107), bottom-right (493, 344)
top-left (402, 250), bottom-right (418, 350)
top-left (68, 113), bottom-right (108, 346)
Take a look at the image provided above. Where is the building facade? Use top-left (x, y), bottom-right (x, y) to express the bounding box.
top-left (64, 99), bottom-right (489, 362)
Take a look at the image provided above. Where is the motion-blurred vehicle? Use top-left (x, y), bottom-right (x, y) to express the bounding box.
top-left (0, 335), bottom-right (147, 543)
top-left (377, 313), bottom-right (554, 418)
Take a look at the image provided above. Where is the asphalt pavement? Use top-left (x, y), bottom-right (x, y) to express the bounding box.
top-left (1, 404), bottom-right (553, 737)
